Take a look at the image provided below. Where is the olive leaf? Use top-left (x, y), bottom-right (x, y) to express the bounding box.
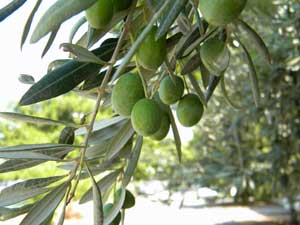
top-left (122, 135), bottom-right (143, 187)
top-left (0, 204), bottom-right (33, 221)
top-left (238, 38), bottom-right (261, 107)
top-left (0, 112), bottom-right (77, 127)
top-left (18, 74), bottom-right (35, 85)
top-left (30, 0), bottom-right (97, 43)
top-left (19, 181), bottom-right (69, 225)
top-left (156, 0), bottom-right (188, 39)
top-left (0, 0), bottom-right (27, 22)
top-left (20, 0), bottom-right (42, 49)
top-left (79, 170), bottom-right (121, 204)
top-left (0, 175), bottom-right (66, 207)
top-left (69, 16), bottom-right (87, 43)
top-left (41, 26), bottom-right (60, 57)
top-left (19, 39), bottom-right (117, 106)
top-left (167, 108), bottom-right (182, 162)
top-left (187, 73), bottom-right (207, 107)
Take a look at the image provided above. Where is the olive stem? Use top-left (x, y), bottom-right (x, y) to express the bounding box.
top-left (66, 3), bottom-right (137, 204)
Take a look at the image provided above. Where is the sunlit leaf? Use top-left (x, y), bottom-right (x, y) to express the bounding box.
top-left (69, 16), bottom-right (87, 43)
top-left (19, 39), bottom-right (117, 105)
top-left (238, 39), bottom-right (261, 107)
top-left (19, 181), bottom-right (69, 225)
top-left (0, 112), bottom-right (76, 127)
top-left (187, 73), bottom-right (207, 107)
top-left (85, 163), bottom-right (104, 225)
top-left (106, 120), bottom-right (135, 160)
top-left (0, 204), bottom-right (33, 221)
top-left (236, 19), bottom-right (271, 64)
top-left (0, 175), bottom-right (66, 207)
top-left (41, 26), bottom-right (60, 57)
top-left (30, 0), bottom-right (97, 43)
top-left (20, 0), bottom-right (42, 49)
top-left (156, 0), bottom-right (188, 39)
top-left (60, 43), bottom-right (108, 65)
top-left (168, 108), bottom-right (181, 162)
top-left (79, 170), bottom-right (121, 204)
top-left (0, 0), bottom-right (27, 22)
top-left (18, 74), bottom-right (35, 85)
top-left (122, 135), bottom-right (143, 187)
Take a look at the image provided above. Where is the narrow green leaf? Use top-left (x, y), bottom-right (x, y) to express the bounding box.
top-left (0, 143), bottom-right (75, 152)
top-left (79, 170), bottom-right (121, 204)
top-left (20, 0), bottom-right (42, 49)
top-left (236, 19), bottom-right (271, 64)
top-left (76, 116), bottom-right (125, 136)
top-left (41, 26), bottom-right (60, 57)
top-left (156, 0), bottom-right (188, 39)
top-left (60, 43), bottom-right (108, 65)
top-left (85, 163), bottom-right (104, 225)
top-left (220, 75), bottom-right (244, 110)
top-left (187, 73), bottom-right (207, 107)
top-left (181, 54), bottom-right (201, 75)
top-left (0, 112), bottom-right (76, 127)
top-left (199, 56), bottom-right (210, 88)
top-left (0, 151), bottom-right (60, 160)
top-left (19, 182), bottom-right (69, 225)
top-left (30, 0), bottom-right (97, 43)
top-left (0, 148), bottom-right (73, 173)
top-left (113, 0), bottom-right (171, 80)
top-left (204, 75), bottom-right (221, 102)
top-left (18, 74), bottom-right (35, 84)
top-left (106, 120), bottom-right (135, 160)
top-left (239, 39), bottom-right (261, 107)
top-left (19, 39), bottom-right (117, 106)
top-left (0, 175), bottom-right (66, 207)
top-left (69, 16), bottom-right (87, 43)
top-left (0, 204), bottom-right (33, 221)
top-left (168, 108), bottom-right (181, 162)
top-left (0, 0), bottom-right (27, 22)
top-left (122, 135), bottom-right (143, 187)
top-left (104, 187), bottom-right (125, 225)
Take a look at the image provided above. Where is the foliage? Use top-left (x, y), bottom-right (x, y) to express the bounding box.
top-left (0, 0), bottom-right (292, 224)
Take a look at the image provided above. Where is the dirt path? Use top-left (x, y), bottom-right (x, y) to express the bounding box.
top-left (2, 197), bottom-right (289, 225)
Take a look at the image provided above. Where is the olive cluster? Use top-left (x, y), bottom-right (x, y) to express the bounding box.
top-left (87, 0), bottom-right (248, 140)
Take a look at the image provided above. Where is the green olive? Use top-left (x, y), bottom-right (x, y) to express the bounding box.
top-left (85, 0), bottom-right (114, 29)
top-left (150, 113), bottom-right (170, 141)
top-left (199, 0), bottom-right (247, 26)
top-left (200, 37), bottom-right (228, 75)
top-left (136, 26), bottom-right (167, 71)
top-left (131, 98), bottom-right (162, 136)
top-left (115, 189), bottom-right (136, 209)
top-left (176, 94), bottom-right (204, 127)
top-left (158, 76), bottom-right (184, 105)
top-left (111, 73), bottom-right (145, 117)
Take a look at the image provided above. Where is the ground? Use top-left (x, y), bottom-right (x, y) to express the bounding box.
top-left (2, 197), bottom-right (290, 225)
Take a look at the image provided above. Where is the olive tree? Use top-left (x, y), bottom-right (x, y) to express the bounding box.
top-left (0, 0), bottom-right (274, 224)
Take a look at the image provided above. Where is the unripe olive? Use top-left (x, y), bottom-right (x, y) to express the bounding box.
top-left (199, 0), bottom-right (247, 26)
top-left (176, 94), bottom-right (204, 127)
top-left (150, 113), bottom-right (170, 141)
top-left (158, 76), bottom-right (184, 105)
top-left (112, 73), bottom-right (145, 117)
top-left (200, 37), bottom-right (228, 75)
top-left (115, 189), bottom-right (136, 209)
top-left (153, 92), bottom-right (169, 113)
top-left (136, 26), bottom-right (167, 71)
top-left (131, 98), bottom-right (162, 136)
top-left (85, 0), bottom-right (114, 29)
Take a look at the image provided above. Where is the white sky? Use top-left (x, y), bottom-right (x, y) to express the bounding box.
top-left (0, 0), bottom-right (194, 143)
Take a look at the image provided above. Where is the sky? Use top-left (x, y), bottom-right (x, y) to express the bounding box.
top-left (0, 0), bottom-right (194, 143)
